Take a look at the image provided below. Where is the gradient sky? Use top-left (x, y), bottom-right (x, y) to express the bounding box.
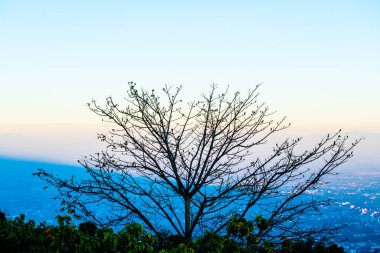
top-left (0, 1), bottom-right (379, 164)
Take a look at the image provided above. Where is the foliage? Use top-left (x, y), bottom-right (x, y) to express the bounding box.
top-left (34, 83), bottom-right (360, 241)
top-left (0, 212), bottom-right (154, 253)
top-left (0, 212), bottom-right (345, 253)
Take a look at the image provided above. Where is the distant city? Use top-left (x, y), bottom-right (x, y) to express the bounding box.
top-left (0, 158), bottom-right (379, 253)
top-left (301, 173), bottom-right (380, 252)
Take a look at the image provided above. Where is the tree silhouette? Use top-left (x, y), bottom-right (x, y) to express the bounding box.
top-left (35, 83), bottom-right (360, 241)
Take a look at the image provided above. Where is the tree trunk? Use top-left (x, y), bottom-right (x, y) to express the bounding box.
top-left (184, 195), bottom-right (191, 240)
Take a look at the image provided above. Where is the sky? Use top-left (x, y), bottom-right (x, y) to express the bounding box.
top-left (0, 0), bottom-right (379, 165)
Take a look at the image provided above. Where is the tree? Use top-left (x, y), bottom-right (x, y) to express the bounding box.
top-left (35, 83), bottom-right (360, 242)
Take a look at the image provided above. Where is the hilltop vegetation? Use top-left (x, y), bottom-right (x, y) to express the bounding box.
top-left (0, 212), bottom-right (344, 253)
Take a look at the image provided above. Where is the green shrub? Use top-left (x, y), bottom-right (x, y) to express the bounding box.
top-left (0, 213), bottom-right (344, 253)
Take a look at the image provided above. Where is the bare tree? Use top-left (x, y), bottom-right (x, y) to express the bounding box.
top-left (35, 83), bottom-right (360, 241)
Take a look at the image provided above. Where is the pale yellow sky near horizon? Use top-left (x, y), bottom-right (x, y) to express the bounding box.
top-left (0, 1), bottom-right (379, 164)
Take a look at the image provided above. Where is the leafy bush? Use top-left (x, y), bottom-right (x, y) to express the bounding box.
top-left (78, 221), bottom-right (97, 236)
top-left (0, 212), bottom-right (344, 253)
top-left (0, 212), bottom-right (154, 253)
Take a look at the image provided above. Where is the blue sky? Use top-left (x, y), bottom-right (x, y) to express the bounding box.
top-left (0, 0), bottom-right (379, 163)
